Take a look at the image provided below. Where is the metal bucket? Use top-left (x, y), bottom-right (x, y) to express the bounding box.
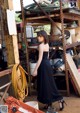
top-left (30, 62), bottom-right (37, 75)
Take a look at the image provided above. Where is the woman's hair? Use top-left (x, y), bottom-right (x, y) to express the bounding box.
top-left (37, 30), bottom-right (48, 44)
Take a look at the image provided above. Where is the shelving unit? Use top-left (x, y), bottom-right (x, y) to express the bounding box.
top-left (19, 0), bottom-right (80, 95)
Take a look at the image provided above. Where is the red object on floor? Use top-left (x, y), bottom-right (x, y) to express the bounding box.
top-left (5, 97), bottom-right (44, 113)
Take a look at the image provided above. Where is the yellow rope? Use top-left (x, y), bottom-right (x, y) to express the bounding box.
top-left (11, 64), bottom-right (28, 101)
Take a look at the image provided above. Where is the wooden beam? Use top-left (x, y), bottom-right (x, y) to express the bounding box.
top-left (27, 20), bottom-right (50, 24)
top-left (0, 82), bottom-right (11, 90)
top-left (63, 13), bottom-right (80, 20)
top-left (0, 83), bottom-right (11, 103)
top-left (8, 0), bottom-right (13, 10)
top-left (26, 13), bottom-right (80, 23)
top-left (77, 0), bottom-right (80, 9)
top-left (31, 23), bottom-right (50, 26)
top-left (26, 14), bottom-right (59, 21)
top-left (0, 69), bottom-right (12, 77)
top-left (7, 0), bottom-right (19, 64)
top-left (3, 1), bottom-right (15, 66)
top-left (60, 0), bottom-right (70, 96)
top-left (66, 42), bottom-right (80, 49)
top-left (5, 35), bottom-right (15, 66)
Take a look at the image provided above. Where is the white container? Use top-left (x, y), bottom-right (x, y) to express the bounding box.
top-left (58, 65), bottom-right (65, 72)
top-left (69, 29), bottom-right (75, 43)
top-left (75, 27), bottom-right (80, 42)
top-left (25, 101), bottom-right (39, 110)
top-left (26, 25), bottom-right (34, 38)
top-left (65, 28), bottom-right (75, 43)
top-left (53, 22), bottom-right (62, 35)
top-left (66, 35), bottom-right (72, 44)
top-left (30, 62), bottom-right (37, 75)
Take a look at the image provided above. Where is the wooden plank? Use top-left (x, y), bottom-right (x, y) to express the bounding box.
top-left (12, 35), bottom-right (20, 64)
top-left (31, 23), bottom-right (50, 26)
top-left (60, 1), bottom-right (70, 96)
top-left (26, 14), bottom-right (59, 21)
top-left (69, 74), bottom-right (78, 95)
top-left (77, 0), bottom-right (80, 9)
top-left (0, 69), bottom-right (12, 77)
top-left (3, 1), bottom-right (15, 66)
top-left (66, 53), bottom-right (80, 95)
top-left (66, 42), bottom-right (80, 49)
top-left (54, 73), bottom-right (65, 77)
top-left (0, 83), bottom-right (11, 103)
top-left (63, 13), bottom-right (80, 20)
top-left (5, 35), bottom-right (15, 66)
top-left (8, 0), bottom-right (19, 64)
top-left (27, 19), bottom-right (51, 24)
top-left (0, 82), bottom-right (11, 90)
top-left (8, 0), bottom-right (13, 10)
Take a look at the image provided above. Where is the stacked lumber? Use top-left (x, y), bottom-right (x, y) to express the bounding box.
top-left (66, 53), bottom-right (80, 95)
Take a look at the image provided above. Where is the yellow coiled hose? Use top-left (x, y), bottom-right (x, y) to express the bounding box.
top-left (11, 64), bottom-right (28, 101)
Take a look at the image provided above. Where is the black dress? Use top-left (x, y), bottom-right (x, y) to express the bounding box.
top-left (37, 52), bottom-right (63, 104)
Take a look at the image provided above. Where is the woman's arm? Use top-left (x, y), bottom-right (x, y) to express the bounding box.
top-left (33, 43), bottom-right (43, 76)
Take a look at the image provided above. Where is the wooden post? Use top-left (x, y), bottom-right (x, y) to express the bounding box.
top-left (7, 0), bottom-right (19, 64)
top-left (60, 0), bottom-right (70, 96)
top-left (1, 0), bottom-right (15, 66)
top-left (77, 0), bottom-right (80, 9)
top-left (20, 0), bottom-right (31, 95)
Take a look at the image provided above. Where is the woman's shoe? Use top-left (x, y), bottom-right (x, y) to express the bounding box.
top-left (59, 99), bottom-right (67, 111)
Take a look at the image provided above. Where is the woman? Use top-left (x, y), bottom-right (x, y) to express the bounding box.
top-left (32, 30), bottom-right (65, 111)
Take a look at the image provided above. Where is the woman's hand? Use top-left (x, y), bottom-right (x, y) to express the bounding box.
top-left (32, 70), bottom-right (37, 77)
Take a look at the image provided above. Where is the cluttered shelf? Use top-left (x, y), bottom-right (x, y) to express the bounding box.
top-left (28, 42), bottom-right (80, 50)
top-left (18, 7), bottom-right (80, 22)
top-left (49, 41), bottom-right (80, 49)
top-left (25, 7), bottom-right (80, 17)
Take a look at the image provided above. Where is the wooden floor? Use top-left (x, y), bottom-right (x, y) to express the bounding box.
top-left (58, 97), bottom-right (80, 113)
top-left (25, 95), bottom-right (80, 113)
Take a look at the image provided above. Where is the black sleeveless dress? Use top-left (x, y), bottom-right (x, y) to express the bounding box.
top-left (37, 52), bottom-right (63, 104)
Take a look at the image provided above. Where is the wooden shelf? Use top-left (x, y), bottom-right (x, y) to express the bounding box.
top-left (59, 90), bottom-right (67, 94)
top-left (28, 41), bottom-right (80, 50)
top-left (50, 42), bottom-right (80, 50)
top-left (65, 27), bottom-right (78, 29)
top-left (54, 72), bottom-right (65, 77)
top-left (66, 42), bottom-right (80, 49)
